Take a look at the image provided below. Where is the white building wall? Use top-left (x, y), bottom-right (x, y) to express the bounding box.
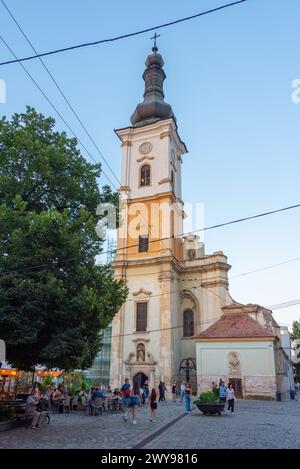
top-left (195, 340), bottom-right (277, 398)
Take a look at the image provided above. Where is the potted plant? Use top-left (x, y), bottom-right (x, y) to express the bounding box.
top-left (0, 405), bottom-right (16, 431)
top-left (194, 391), bottom-right (225, 416)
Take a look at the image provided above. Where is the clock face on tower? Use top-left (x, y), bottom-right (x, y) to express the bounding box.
top-left (139, 141), bottom-right (153, 155)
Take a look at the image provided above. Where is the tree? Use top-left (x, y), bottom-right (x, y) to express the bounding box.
top-left (291, 320), bottom-right (300, 342)
top-left (292, 319), bottom-right (300, 362)
top-left (0, 107), bottom-right (127, 371)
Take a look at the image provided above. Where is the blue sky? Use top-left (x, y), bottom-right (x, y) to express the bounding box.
top-left (1, 0), bottom-right (300, 328)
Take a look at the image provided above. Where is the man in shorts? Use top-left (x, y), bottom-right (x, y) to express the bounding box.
top-left (121, 378), bottom-right (131, 422)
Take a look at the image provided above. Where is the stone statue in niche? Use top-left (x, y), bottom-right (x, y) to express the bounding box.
top-left (188, 249), bottom-right (196, 260)
top-left (137, 343), bottom-right (145, 362)
top-left (227, 352), bottom-right (240, 372)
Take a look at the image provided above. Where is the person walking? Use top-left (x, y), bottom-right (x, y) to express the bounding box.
top-left (149, 388), bottom-right (158, 422)
top-left (143, 380), bottom-right (150, 402)
top-left (158, 381), bottom-right (167, 403)
top-left (171, 381), bottom-right (177, 402)
top-left (140, 386), bottom-right (146, 405)
top-left (219, 381), bottom-right (227, 403)
top-left (121, 378), bottom-right (131, 422)
top-left (226, 383), bottom-right (235, 415)
top-left (184, 382), bottom-right (191, 414)
top-left (130, 383), bottom-right (141, 424)
top-left (180, 382), bottom-right (186, 403)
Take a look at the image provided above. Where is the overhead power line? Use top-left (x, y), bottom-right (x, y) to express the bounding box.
top-left (0, 1), bottom-right (162, 255)
top-left (229, 256), bottom-right (300, 280)
top-left (0, 34), bottom-right (119, 191)
top-left (0, 1), bottom-right (247, 66)
top-left (0, 0), bottom-right (120, 188)
top-left (1, 202), bottom-right (300, 275)
top-left (268, 300), bottom-right (300, 310)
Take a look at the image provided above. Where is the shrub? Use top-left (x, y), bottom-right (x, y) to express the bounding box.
top-left (194, 391), bottom-right (220, 405)
top-left (0, 405), bottom-right (16, 422)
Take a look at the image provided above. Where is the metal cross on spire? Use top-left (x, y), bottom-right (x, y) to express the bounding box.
top-left (150, 32), bottom-right (160, 52)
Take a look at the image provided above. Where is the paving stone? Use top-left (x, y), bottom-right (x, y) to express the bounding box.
top-left (0, 399), bottom-right (299, 449)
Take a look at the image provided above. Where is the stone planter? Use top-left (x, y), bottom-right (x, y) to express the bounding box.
top-left (0, 420), bottom-right (15, 432)
top-left (195, 402), bottom-right (225, 416)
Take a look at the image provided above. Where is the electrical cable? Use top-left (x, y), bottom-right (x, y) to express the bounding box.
top-left (0, 1), bottom-right (247, 66)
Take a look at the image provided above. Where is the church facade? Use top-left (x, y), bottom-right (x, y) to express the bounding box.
top-left (109, 45), bottom-right (293, 398)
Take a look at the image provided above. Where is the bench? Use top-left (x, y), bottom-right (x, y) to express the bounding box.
top-left (15, 414), bottom-right (33, 428)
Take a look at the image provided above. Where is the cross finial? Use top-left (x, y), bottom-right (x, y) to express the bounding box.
top-left (150, 32), bottom-right (160, 52)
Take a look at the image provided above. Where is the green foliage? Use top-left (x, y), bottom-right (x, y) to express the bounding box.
top-left (43, 375), bottom-right (55, 387)
top-left (0, 405), bottom-right (15, 422)
top-left (36, 382), bottom-right (48, 394)
top-left (63, 371), bottom-right (86, 396)
top-left (291, 320), bottom-right (300, 341)
top-left (291, 320), bottom-right (300, 362)
top-left (194, 391), bottom-right (220, 405)
top-left (212, 387), bottom-right (220, 400)
top-left (0, 107), bottom-right (128, 371)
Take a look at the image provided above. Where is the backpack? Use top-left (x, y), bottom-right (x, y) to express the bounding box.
top-left (123, 388), bottom-right (130, 397)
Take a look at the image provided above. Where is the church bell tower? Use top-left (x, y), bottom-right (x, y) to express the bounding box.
top-left (110, 41), bottom-right (188, 389)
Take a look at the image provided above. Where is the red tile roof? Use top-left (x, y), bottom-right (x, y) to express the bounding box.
top-left (195, 313), bottom-right (275, 339)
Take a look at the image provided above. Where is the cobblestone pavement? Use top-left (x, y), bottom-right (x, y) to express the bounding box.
top-left (143, 399), bottom-right (300, 449)
top-left (0, 401), bottom-right (183, 449)
top-left (0, 399), bottom-right (299, 449)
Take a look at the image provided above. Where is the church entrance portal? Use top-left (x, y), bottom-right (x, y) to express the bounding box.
top-left (133, 372), bottom-right (148, 388)
top-left (228, 378), bottom-right (243, 398)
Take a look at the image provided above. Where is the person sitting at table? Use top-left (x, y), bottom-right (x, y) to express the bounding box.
top-left (92, 387), bottom-right (104, 399)
top-left (25, 389), bottom-right (41, 429)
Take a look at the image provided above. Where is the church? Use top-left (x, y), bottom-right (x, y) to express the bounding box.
top-left (109, 42), bottom-right (294, 399)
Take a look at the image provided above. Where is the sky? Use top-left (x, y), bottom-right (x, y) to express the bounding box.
top-left (1, 0), bottom-right (299, 329)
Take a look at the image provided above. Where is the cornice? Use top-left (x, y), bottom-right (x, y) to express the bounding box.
top-left (112, 256), bottom-right (231, 278)
top-left (201, 280), bottom-right (229, 288)
top-left (181, 261), bottom-right (231, 274)
top-left (118, 185), bottom-right (131, 192)
top-left (136, 155), bottom-right (155, 163)
top-left (125, 191), bottom-right (177, 204)
top-left (158, 177), bottom-right (172, 185)
top-left (160, 131), bottom-right (170, 140)
top-left (194, 337), bottom-right (276, 343)
top-left (132, 288), bottom-right (152, 297)
top-left (114, 118), bottom-right (187, 155)
top-left (132, 337), bottom-right (150, 343)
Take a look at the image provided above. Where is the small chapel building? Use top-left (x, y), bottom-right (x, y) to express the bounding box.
top-left (109, 43), bottom-right (293, 399)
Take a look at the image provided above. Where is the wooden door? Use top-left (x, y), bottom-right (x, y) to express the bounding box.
top-left (228, 378), bottom-right (243, 398)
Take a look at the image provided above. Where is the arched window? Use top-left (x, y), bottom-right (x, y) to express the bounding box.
top-left (183, 309), bottom-right (194, 337)
top-left (140, 164), bottom-right (151, 186)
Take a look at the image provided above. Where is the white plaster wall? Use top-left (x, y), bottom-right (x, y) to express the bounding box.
top-left (121, 268), bottom-right (161, 366)
top-left (181, 339), bottom-right (196, 360)
top-left (118, 120), bottom-right (186, 201)
top-left (196, 341), bottom-right (276, 377)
